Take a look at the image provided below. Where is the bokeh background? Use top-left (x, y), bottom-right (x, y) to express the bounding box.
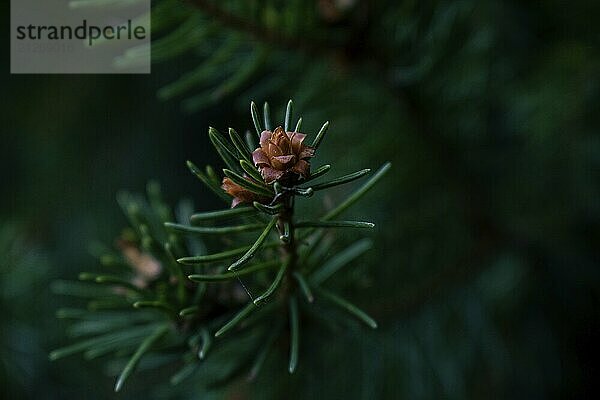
top-left (1, 0), bottom-right (599, 398)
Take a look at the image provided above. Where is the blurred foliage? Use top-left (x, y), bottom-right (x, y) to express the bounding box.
top-left (0, 223), bottom-right (58, 398)
top-left (0, 0), bottom-right (599, 398)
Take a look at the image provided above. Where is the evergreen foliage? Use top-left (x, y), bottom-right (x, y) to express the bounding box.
top-left (52, 102), bottom-right (390, 394)
top-left (0, 0), bottom-right (597, 398)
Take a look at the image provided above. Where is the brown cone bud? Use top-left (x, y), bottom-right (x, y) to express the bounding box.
top-left (252, 126), bottom-right (315, 184)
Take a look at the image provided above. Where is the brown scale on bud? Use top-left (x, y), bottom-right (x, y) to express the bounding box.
top-left (221, 176), bottom-right (269, 208)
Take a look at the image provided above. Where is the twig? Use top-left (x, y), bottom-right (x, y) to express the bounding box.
top-left (187, 0), bottom-right (335, 54)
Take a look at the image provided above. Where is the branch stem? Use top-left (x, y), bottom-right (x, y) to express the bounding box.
top-left (277, 193), bottom-right (298, 300)
top-left (187, 0), bottom-right (334, 55)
